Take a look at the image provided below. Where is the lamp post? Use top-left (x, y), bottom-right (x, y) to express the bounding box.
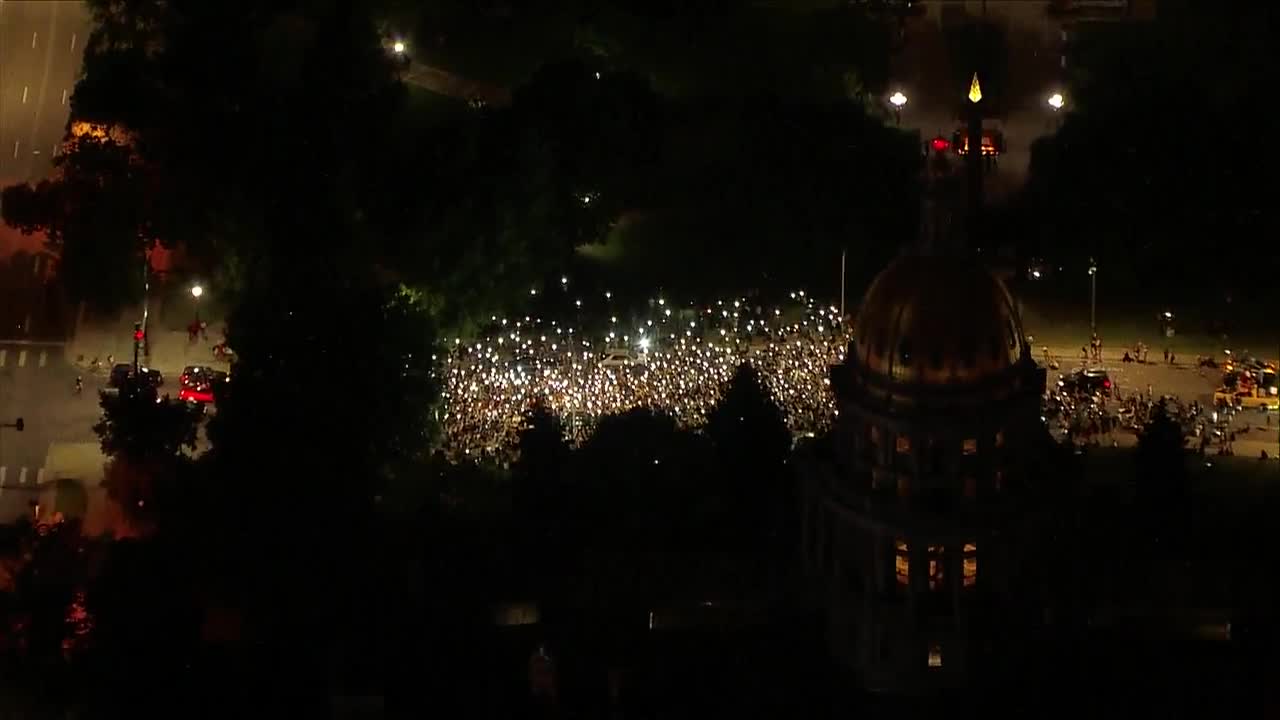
top-left (839, 248), bottom-right (847, 319)
top-left (190, 284), bottom-right (204, 326)
top-left (1087, 260), bottom-right (1098, 336)
top-left (1047, 92), bottom-right (1065, 131)
top-left (889, 91), bottom-right (907, 126)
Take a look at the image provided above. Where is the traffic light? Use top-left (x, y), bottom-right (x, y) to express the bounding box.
top-left (133, 322), bottom-right (144, 342)
top-left (14, 418), bottom-right (22, 432)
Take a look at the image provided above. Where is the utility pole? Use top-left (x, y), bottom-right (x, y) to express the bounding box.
top-left (132, 322), bottom-right (143, 374)
top-left (840, 249), bottom-right (847, 319)
top-left (1088, 260), bottom-right (1098, 336)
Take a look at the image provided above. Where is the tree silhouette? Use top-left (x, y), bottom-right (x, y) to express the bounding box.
top-left (93, 376), bottom-right (201, 527)
top-left (574, 409), bottom-right (715, 551)
top-left (1135, 399), bottom-right (1188, 505)
top-left (513, 406), bottom-right (571, 534)
top-left (705, 364), bottom-right (792, 546)
top-left (1, 136), bottom-right (150, 312)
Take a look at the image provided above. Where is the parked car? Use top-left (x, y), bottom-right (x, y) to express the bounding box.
top-left (178, 365), bottom-right (229, 404)
top-left (600, 349), bottom-right (644, 368)
top-left (105, 364), bottom-right (164, 395)
top-left (1062, 368), bottom-right (1112, 397)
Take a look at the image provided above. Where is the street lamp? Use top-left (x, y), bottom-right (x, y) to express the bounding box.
top-left (392, 40), bottom-right (406, 54)
top-left (1047, 93), bottom-right (1065, 132)
top-left (1087, 260), bottom-right (1098, 336)
top-left (190, 284), bottom-right (203, 326)
top-left (889, 91), bottom-right (907, 126)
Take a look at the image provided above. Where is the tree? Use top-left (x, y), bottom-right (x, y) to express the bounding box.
top-left (200, 271), bottom-right (439, 702)
top-left (1016, 5), bottom-right (1278, 305)
top-left (1134, 399), bottom-right (1188, 506)
top-left (573, 409), bottom-right (716, 551)
top-left (705, 364), bottom-right (792, 546)
top-left (6, 0), bottom-right (410, 307)
top-left (513, 406), bottom-right (571, 538)
top-left (1, 135), bottom-right (150, 312)
top-left (93, 376), bottom-right (201, 527)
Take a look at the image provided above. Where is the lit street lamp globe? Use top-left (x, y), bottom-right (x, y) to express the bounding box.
top-left (1047, 92), bottom-right (1065, 111)
top-left (393, 40), bottom-right (406, 54)
top-left (889, 91), bottom-right (908, 108)
top-left (190, 284), bottom-right (203, 299)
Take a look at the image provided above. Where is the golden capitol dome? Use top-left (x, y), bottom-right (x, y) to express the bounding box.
top-left (848, 255), bottom-right (1029, 387)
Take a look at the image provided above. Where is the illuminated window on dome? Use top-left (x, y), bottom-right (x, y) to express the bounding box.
top-left (928, 644), bottom-right (943, 668)
top-left (963, 543), bottom-right (978, 588)
top-left (895, 540), bottom-right (909, 586)
top-left (927, 545), bottom-right (945, 591)
top-left (896, 435), bottom-right (911, 454)
top-left (962, 438), bottom-right (978, 455)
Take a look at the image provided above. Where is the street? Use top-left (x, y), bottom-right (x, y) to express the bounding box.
top-left (0, 0), bottom-right (90, 185)
top-left (0, 340), bottom-right (104, 524)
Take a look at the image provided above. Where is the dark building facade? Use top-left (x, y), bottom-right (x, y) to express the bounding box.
top-left (801, 254), bottom-right (1046, 693)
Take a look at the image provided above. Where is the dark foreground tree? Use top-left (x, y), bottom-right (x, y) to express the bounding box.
top-left (1, 135), bottom-right (151, 312)
top-left (705, 364), bottom-right (792, 546)
top-left (93, 376), bottom-right (200, 528)
top-left (199, 269), bottom-right (439, 706)
top-left (1135, 399), bottom-right (1188, 506)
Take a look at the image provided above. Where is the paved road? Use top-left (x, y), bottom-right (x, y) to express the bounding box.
top-left (401, 60), bottom-right (511, 106)
top-left (0, 340), bottom-right (102, 523)
top-left (0, 0), bottom-right (91, 184)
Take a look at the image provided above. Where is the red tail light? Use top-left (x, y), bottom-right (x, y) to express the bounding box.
top-left (1103, 379), bottom-right (1111, 388)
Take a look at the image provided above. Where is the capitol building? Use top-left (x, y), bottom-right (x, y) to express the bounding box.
top-left (800, 253), bottom-right (1048, 693)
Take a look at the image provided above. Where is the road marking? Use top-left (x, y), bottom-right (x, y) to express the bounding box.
top-left (0, 349), bottom-right (5, 366)
top-left (31, 31), bottom-right (37, 49)
top-left (16, 350), bottom-right (26, 368)
top-left (18, 468), bottom-right (26, 485)
top-left (60, 88), bottom-right (67, 105)
top-left (38, 349), bottom-right (47, 367)
top-left (12, 141), bottom-right (18, 158)
top-left (36, 468), bottom-right (45, 486)
top-left (21, 86), bottom-right (28, 103)
top-left (70, 33), bottom-right (77, 53)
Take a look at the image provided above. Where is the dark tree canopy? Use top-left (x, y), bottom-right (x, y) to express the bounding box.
top-left (1, 136), bottom-right (150, 311)
top-left (1135, 399), bottom-right (1189, 505)
top-left (1017, 4), bottom-right (1278, 303)
top-left (93, 375), bottom-right (201, 526)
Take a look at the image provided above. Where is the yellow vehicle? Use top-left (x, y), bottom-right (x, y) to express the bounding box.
top-left (1214, 363), bottom-right (1279, 410)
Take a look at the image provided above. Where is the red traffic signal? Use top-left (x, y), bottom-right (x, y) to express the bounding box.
top-left (930, 136), bottom-right (951, 152)
top-left (133, 322), bottom-right (144, 342)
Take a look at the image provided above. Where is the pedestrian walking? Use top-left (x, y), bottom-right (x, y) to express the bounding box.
top-left (1163, 348), bottom-right (1169, 363)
